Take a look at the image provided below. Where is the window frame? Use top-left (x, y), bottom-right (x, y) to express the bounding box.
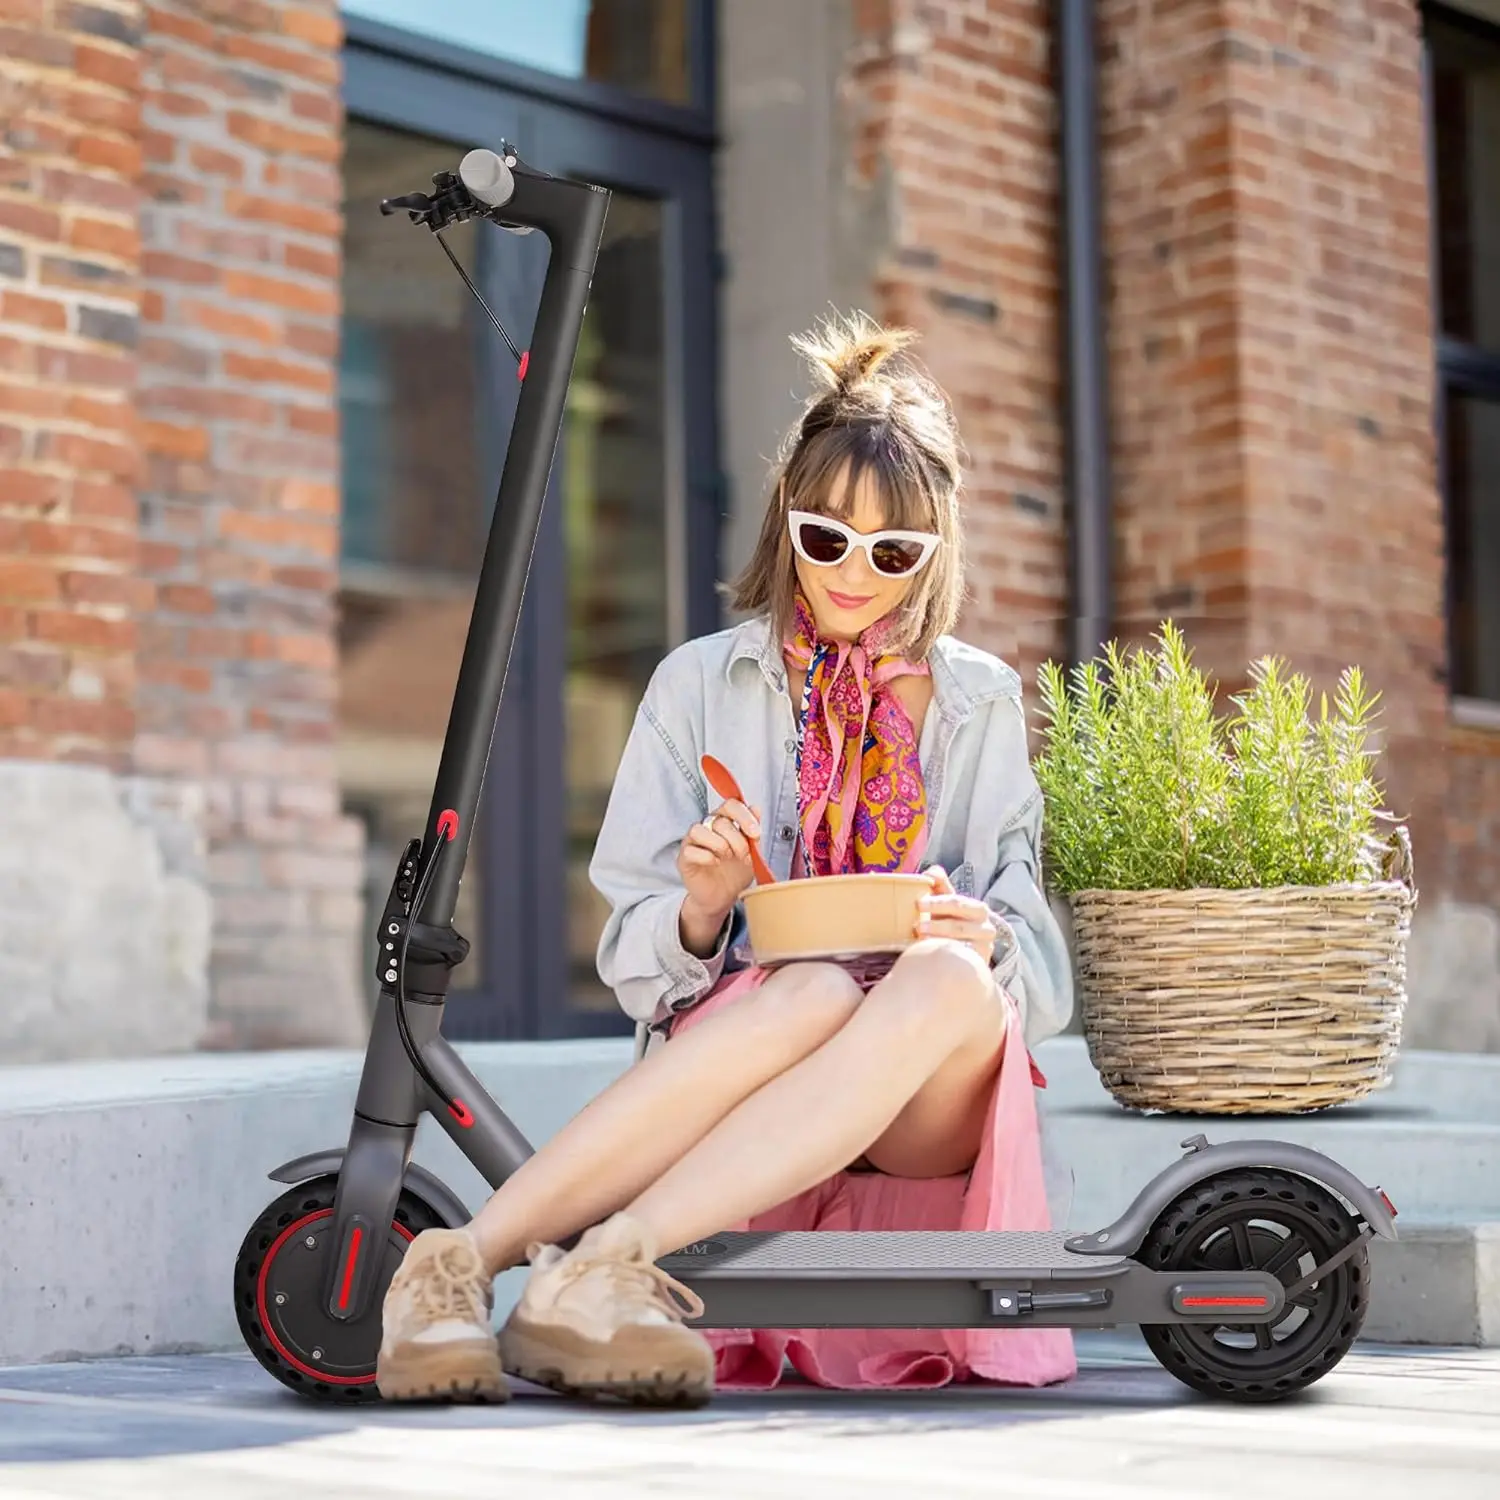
top-left (1424, 1), bottom-right (1500, 712)
top-left (341, 3), bottom-right (717, 143)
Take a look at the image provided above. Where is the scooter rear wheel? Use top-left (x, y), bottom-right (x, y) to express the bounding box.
top-left (233, 1174), bottom-right (452, 1403)
top-left (1137, 1167), bottom-right (1369, 1403)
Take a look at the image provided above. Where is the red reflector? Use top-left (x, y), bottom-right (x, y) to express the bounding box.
top-left (449, 1099), bottom-right (475, 1128)
top-left (336, 1225), bottom-right (363, 1311)
top-left (517, 350), bottom-right (529, 381)
top-left (437, 809), bottom-right (459, 841)
top-left (1378, 1188), bottom-right (1398, 1218)
top-left (1181, 1296), bottom-right (1269, 1308)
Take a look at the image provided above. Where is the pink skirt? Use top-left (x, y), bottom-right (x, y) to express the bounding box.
top-left (665, 965), bottom-right (1078, 1391)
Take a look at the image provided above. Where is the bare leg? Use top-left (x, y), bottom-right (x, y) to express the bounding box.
top-left (464, 961), bottom-right (862, 1271)
top-left (624, 937), bottom-right (1005, 1256)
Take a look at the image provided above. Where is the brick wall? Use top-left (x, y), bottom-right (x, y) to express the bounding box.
top-left (135, 0), bottom-right (362, 1048)
top-left (0, 0), bottom-right (146, 769)
top-left (840, 0), bottom-right (1068, 684)
top-left (1, 0), bottom-right (363, 1055)
top-left (1098, 0), bottom-right (1450, 879)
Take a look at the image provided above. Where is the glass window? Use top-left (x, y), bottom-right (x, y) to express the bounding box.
top-left (1430, 10), bottom-right (1500, 354)
top-left (338, 119), bottom-right (487, 989)
top-left (341, 0), bottom-right (695, 106)
top-left (563, 192), bottom-right (672, 1012)
top-left (1444, 391), bottom-right (1500, 703)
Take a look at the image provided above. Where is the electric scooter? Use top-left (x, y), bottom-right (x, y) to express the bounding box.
top-left (233, 143), bottom-right (1398, 1408)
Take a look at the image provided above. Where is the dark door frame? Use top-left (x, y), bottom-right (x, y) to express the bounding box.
top-left (341, 17), bottom-right (722, 1041)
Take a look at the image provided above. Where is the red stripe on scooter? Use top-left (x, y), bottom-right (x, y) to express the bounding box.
top-left (336, 1225), bottom-right (363, 1312)
top-left (449, 1099), bottom-right (475, 1128)
top-left (517, 350), bottom-right (529, 381)
top-left (1181, 1296), bottom-right (1269, 1308)
top-left (255, 1210), bottom-right (414, 1386)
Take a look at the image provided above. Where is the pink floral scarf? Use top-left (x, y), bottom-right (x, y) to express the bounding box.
top-left (784, 591), bottom-right (930, 876)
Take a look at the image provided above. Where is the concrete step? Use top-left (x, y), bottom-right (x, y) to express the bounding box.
top-left (1033, 1037), bottom-right (1500, 1227)
top-left (1, 1036), bottom-right (1497, 1366)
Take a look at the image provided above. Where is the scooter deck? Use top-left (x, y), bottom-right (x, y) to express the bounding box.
top-left (658, 1229), bottom-right (1278, 1331)
top-left (658, 1229), bottom-right (1129, 1280)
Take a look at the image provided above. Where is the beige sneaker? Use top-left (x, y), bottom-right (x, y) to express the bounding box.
top-left (498, 1213), bottom-right (714, 1406)
top-left (375, 1227), bottom-right (508, 1402)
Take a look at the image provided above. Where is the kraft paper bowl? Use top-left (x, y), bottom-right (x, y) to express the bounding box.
top-left (742, 872), bottom-right (933, 966)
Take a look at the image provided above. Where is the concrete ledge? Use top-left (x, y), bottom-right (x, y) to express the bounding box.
top-left (3, 1037), bottom-right (1498, 1366)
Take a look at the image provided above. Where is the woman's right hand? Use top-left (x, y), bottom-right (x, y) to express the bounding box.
top-left (677, 798), bottom-right (762, 954)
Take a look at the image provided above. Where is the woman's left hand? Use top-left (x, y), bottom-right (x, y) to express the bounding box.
top-left (915, 866), bottom-right (999, 964)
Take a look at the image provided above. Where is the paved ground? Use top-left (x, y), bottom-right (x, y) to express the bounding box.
top-left (1, 1333), bottom-right (1497, 1499)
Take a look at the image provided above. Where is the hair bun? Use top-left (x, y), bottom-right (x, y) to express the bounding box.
top-left (791, 310), bottom-right (918, 396)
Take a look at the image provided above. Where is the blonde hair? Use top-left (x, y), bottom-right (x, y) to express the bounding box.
top-left (725, 311), bottom-right (968, 659)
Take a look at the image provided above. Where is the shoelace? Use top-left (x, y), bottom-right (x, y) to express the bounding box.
top-left (407, 1240), bottom-right (491, 1326)
top-left (557, 1251), bottom-right (706, 1322)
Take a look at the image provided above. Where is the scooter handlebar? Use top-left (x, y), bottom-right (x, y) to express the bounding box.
top-left (458, 148), bottom-right (515, 211)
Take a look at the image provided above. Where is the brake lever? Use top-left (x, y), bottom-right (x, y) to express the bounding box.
top-left (379, 191), bottom-right (435, 221)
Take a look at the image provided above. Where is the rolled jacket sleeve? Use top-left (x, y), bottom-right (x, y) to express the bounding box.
top-left (969, 698), bottom-right (1075, 1050)
top-left (589, 657), bottom-right (731, 1028)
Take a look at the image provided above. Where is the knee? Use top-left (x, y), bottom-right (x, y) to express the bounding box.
top-left (887, 938), bottom-right (997, 1036)
top-left (741, 961), bottom-right (862, 1047)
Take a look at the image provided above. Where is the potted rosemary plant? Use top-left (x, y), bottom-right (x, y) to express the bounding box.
top-left (1032, 623), bottom-right (1417, 1115)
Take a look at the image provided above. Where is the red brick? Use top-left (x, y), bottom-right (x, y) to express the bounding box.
top-left (0, 379), bottom-right (66, 419)
top-left (71, 478), bottom-right (135, 522)
top-left (180, 299), bottom-right (278, 343)
top-left (221, 268), bottom-right (336, 316)
top-left (1, 290), bottom-right (68, 332)
top-left (141, 249), bottom-right (219, 284)
top-left (68, 213), bottom-right (139, 258)
top-left (218, 509), bottom-right (336, 557)
top-left (142, 419), bottom-right (209, 459)
top-left (33, 430), bottom-right (138, 479)
top-left (35, 344), bottom-right (133, 387)
top-left (144, 6), bottom-right (216, 49)
top-left (0, 560), bottom-right (61, 602)
top-left (225, 111), bottom-right (340, 163)
top-left (221, 351), bottom-right (332, 393)
top-left (64, 391), bottom-right (134, 430)
top-left (0, 469), bottom-right (65, 513)
top-left (73, 39), bottom-right (138, 91)
top-left (41, 167), bottom-right (138, 214)
top-left (74, 133), bottom-right (143, 176)
top-left (62, 568), bottom-right (152, 608)
top-left (30, 609), bottom-right (135, 651)
top-left (279, 6), bottom-right (342, 48)
top-left (224, 190), bottom-right (338, 237)
top-left (188, 143), bottom-right (245, 180)
top-left (0, 688), bottom-right (30, 729)
top-left (220, 33), bottom-right (340, 85)
top-left (288, 88), bottom-right (340, 127)
top-left (158, 582), bottom-right (215, 615)
top-left (285, 403), bottom-right (336, 437)
top-left (277, 478), bottom-right (338, 515)
top-left (0, 198), bottom-right (63, 240)
top-left (32, 696), bottom-right (134, 739)
top-left (23, 517), bottom-right (135, 562)
top-left (283, 241), bottom-right (338, 278)
top-left (149, 89), bottom-right (212, 118)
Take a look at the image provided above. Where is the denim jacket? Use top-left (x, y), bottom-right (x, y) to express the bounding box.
top-left (588, 613), bottom-right (1075, 1050)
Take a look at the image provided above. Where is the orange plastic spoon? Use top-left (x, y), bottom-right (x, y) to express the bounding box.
top-left (700, 754), bottom-right (776, 886)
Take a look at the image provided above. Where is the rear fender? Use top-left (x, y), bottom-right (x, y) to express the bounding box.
top-left (1064, 1137), bottom-right (1399, 1256)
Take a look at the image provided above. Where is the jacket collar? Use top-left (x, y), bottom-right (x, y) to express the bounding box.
top-left (724, 612), bottom-right (1011, 723)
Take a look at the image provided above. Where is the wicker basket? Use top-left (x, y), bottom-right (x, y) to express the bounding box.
top-left (1070, 826), bottom-right (1417, 1115)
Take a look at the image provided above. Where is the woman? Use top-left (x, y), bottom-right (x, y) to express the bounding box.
top-left (375, 314), bottom-right (1076, 1405)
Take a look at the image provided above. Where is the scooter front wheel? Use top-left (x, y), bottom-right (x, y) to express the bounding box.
top-left (1137, 1167), bottom-right (1369, 1403)
top-left (233, 1174), bottom-right (451, 1403)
